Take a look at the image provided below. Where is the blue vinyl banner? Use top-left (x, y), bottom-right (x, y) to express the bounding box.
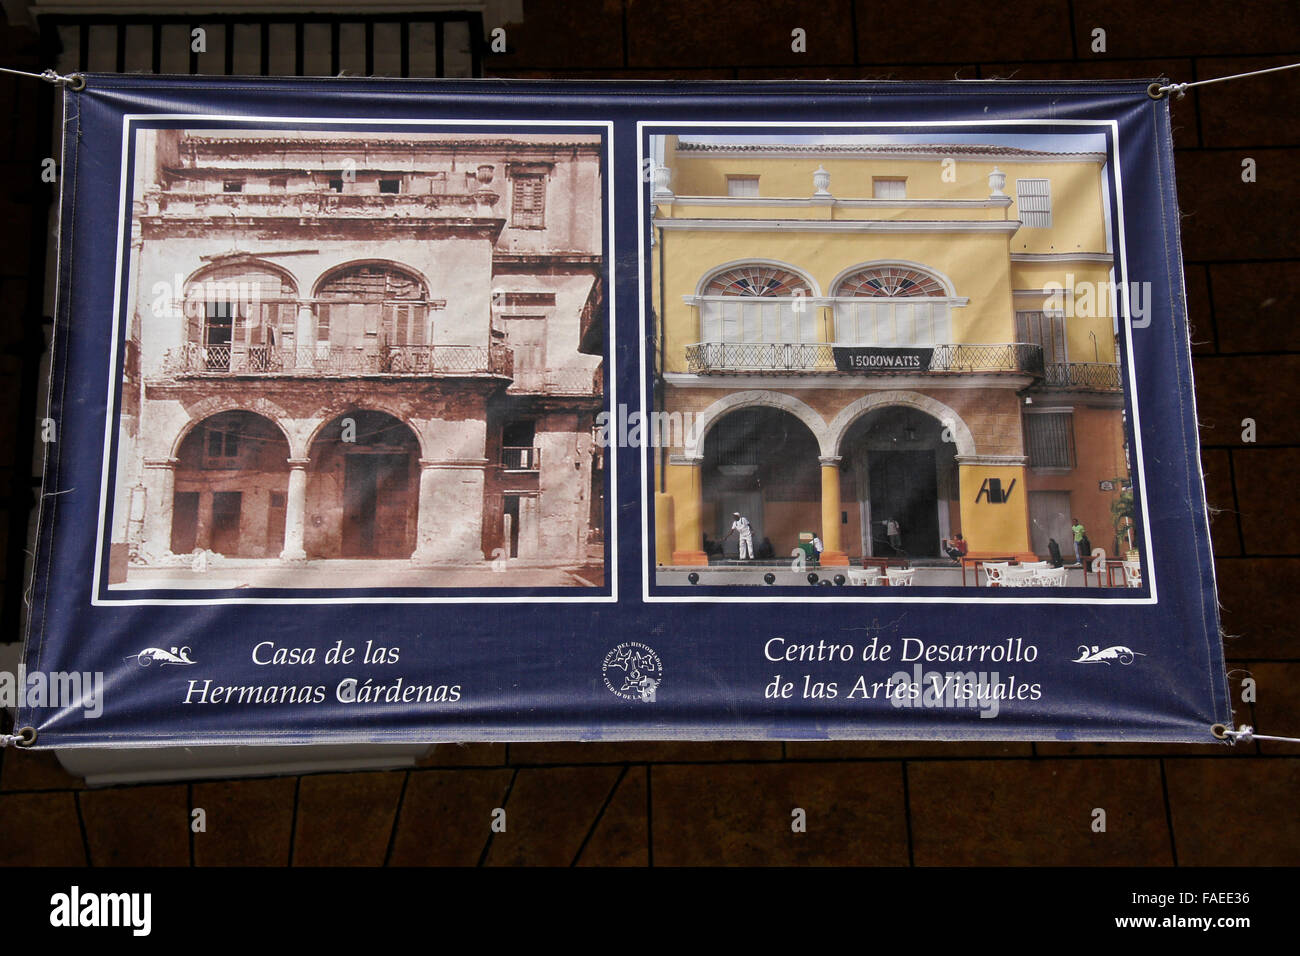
top-left (15, 76), bottom-right (1231, 747)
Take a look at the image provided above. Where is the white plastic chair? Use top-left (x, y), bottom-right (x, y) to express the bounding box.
top-left (885, 568), bottom-right (915, 587)
top-left (1035, 567), bottom-right (1068, 587)
top-left (1001, 566), bottom-right (1036, 587)
top-left (846, 568), bottom-right (878, 586)
top-left (1021, 560), bottom-right (1049, 570)
top-left (1122, 560), bottom-right (1142, 588)
top-left (981, 562), bottom-right (1010, 586)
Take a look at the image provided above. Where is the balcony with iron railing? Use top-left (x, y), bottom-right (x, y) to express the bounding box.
top-left (501, 446), bottom-right (541, 471)
top-left (1036, 361), bottom-right (1124, 391)
top-left (158, 342), bottom-right (513, 378)
top-left (684, 342), bottom-right (1047, 377)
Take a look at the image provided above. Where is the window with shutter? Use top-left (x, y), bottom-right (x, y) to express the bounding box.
top-left (1016, 178), bottom-right (1052, 228)
top-left (726, 176), bottom-right (759, 197)
top-left (511, 173), bottom-right (546, 228)
top-left (1025, 411), bottom-right (1076, 469)
top-left (872, 177), bottom-right (906, 199)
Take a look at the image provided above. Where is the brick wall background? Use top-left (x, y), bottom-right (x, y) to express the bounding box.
top-left (1, 0), bottom-right (1297, 867)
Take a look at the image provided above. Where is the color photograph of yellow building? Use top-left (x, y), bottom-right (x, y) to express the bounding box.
top-left (647, 132), bottom-right (1136, 590)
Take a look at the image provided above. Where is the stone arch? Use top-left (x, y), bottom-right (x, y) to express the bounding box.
top-left (311, 259), bottom-right (431, 299)
top-left (184, 256), bottom-right (301, 297)
top-left (688, 389), bottom-right (832, 459)
top-left (694, 259), bottom-right (822, 299)
top-left (827, 390), bottom-right (977, 459)
top-left (304, 399), bottom-right (428, 460)
top-left (170, 396), bottom-right (295, 458)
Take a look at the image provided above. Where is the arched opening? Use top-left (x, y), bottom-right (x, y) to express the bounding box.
top-left (698, 263), bottom-right (817, 342)
top-left (313, 262), bottom-right (430, 371)
top-left (839, 406), bottom-right (959, 558)
top-left (172, 411), bottom-right (291, 557)
top-left (306, 410), bottom-right (420, 559)
top-left (831, 263), bottom-right (953, 348)
top-left (701, 406), bottom-right (821, 560)
top-left (184, 260), bottom-right (298, 372)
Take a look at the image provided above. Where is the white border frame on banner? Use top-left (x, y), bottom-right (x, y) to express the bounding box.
top-left (92, 114), bottom-right (618, 606)
top-left (637, 118), bottom-right (1159, 606)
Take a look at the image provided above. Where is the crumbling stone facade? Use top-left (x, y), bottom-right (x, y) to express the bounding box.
top-left (110, 129), bottom-right (605, 586)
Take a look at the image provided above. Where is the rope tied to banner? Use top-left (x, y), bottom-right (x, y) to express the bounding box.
top-left (0, 66), bottom-right (85, 90)
top-left (1149, 61), bottom-right (1300, 99)
top-left (1212, 723), bottom-right (1300, 746)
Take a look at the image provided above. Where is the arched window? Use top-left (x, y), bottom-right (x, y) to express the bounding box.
top-left (698, 264), bottom-right (815, 345)
top-left (832, 265), bottom-right (953, 347)
top-left (184, 260), bottom-right (298, 371)
top-left (315, 263), bottom-right (429, 354)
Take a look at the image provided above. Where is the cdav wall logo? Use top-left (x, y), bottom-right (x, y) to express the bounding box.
top-left (49, 886), bottom-right (151, 936)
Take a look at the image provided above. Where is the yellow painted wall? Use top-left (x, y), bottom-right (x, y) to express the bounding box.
top-left (665, 200), bottom-right (1008, 222)
top-left (663, 462), bottom-right (703, 558)
top-left (1010, 260), bottom-right (1118, 363)
top-left (663, 148), bottom-right (1108, 253)
top-left (657, 230), bottom-right (1018, 373)
top-left (957, 464), bottom-right (1033, 555)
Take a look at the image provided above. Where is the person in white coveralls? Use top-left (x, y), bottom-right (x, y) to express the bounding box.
top-left (725, 511), bottom-right (754, 560)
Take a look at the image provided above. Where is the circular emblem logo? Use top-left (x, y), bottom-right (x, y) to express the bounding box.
top-left (602, 642), bottom-right (663, 702)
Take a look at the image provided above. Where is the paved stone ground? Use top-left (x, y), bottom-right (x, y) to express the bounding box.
top-left (122, 561), bottom-right (602, 590)
top-left (656, 566), bottom-right (1100, 589)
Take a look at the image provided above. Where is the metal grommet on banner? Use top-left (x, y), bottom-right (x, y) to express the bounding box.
top-left (1147, 82), bottom-right (1167, 100)
top-left (63, 73), bottom-right (86, 92)
top-left (1, 726), bottom-right (38, 748)
top-left (1215, 723), bottom-right (1300, 745)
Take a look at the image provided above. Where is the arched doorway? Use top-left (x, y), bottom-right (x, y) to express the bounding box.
top-left (172, 411), bottom-right (291, 557)
top-left (306, 411), bottom-right (420, 559)
top-left (839, 406), bottom-right (959, 558)
top-left (701, 407), bottom-right (821, 560)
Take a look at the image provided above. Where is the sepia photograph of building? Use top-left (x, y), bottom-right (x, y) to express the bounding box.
top-left (647, 132), bottom-right (1137, 589)
top-left (106, 126), bottom-right (608, 591)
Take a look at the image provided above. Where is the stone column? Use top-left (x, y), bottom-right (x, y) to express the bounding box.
top-left (669, 455), bottom-right (708, 566)
top-left (819, 456), bottom-right (849, 566)
top-left (411, 458), bottom-right (489, 566)
top-left (280, 458), bottom-right (309, 562)
top-left (141, 457), bottom-right (178, 557)
top-left (295, 305), bottom-right (314, 368)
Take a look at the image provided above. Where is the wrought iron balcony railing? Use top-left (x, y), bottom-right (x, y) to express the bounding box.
top-left (1037, 361), bottom-right (1123, 391)
top-left (160, 343), bottom-right (513, 378)
top-left (501, 446), bottom-right (541, 471)
top-left (684, 342), bottom-right (1045, 376)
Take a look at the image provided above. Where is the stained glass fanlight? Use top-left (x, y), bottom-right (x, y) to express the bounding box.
top-left (836, 265), bottom-right (946, 298)
top-left (704, 265), bottom-right (812, 297)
